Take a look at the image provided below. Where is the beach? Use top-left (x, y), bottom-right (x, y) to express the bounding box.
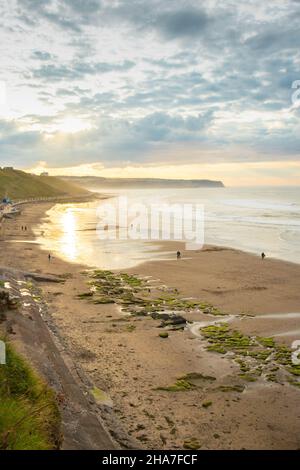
top-left (1, 200), bottom-right (300, 450)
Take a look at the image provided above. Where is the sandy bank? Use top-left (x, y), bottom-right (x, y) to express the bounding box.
top-left (0, 201), bottom-right (300, 450)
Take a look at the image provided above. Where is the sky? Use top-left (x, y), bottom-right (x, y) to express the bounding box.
top-left (0, 0), bottom-right (300, 186)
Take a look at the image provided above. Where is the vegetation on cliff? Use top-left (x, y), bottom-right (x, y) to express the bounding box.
top-left (0, 340), bottom-right (61, 450)
top-left (0, 168), bottom-right (89, 200)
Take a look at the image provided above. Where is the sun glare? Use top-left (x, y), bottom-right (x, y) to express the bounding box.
top-left (60, 208), bottom-right (77, 261)
top-left (57, 117), bottom-right (90, 134)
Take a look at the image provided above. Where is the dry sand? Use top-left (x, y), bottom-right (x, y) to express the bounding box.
top-left (1, 201), bottom-right (300, 450)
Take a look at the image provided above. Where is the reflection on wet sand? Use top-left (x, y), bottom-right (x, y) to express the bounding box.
top-left (34, 201), bottom-right (171, 270)
top-left (60, 208), bottom-right (77, 262)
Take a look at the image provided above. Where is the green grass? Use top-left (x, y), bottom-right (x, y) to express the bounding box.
top-left (0, 340), bottom-right (61, 450)
top-left (0, 168), bottom-right (88, 200)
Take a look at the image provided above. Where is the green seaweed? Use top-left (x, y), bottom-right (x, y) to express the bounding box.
top-left (77, 292), bottom-right (94, 299)
top-left (289, 380), bottom-right (300, 388)
top-left (217, 385), bottom-right (245, 393)
top-left (235, 359), bottom-right (250, 372)
top-left (201, 324), bottom-right (254, 353)
top-left (183, 438), bottom-right (201, 450)
top-left (126, 324), bottom-right (136, 332)
top-left (207, 344), bottom-right (227, 354)
top-left (247, 350), bottom-right (271, 361)
top-left (155, 379), bottom-right (195, 392)
top-left (159, 332), bottom-right (169, 338)
top-left (180, 372), bottom-right (216, 386)
top-left (266, 373), bottom-right (278, 382)
top-left (202, 401), bottom-right (212, 408)
top-left (156, 371), bottom-right (216, 392)
top-left (120, 273), bottom-right (143, 288)
top-left (238, 373), bottom-right (257, 382)
top-left (287, 365), bottom-right (300, 376)
top-left (257, 337), bottom-right (275, 348)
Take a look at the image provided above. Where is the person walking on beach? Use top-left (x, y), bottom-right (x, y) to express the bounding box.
top-left (48, 253), bottom-right (51, 262)
top-left (177, 251), bottom-right (181, 260)
top-left (261, 252), bottom-right (266, 260)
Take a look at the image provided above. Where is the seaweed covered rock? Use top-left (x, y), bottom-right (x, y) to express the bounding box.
top-left (0, 289), bottom-right (19, 313)
top-left (0, 288), bottom-right (10, 312)
top-left (159, 332), bottom-right (169, 339)
top-left (157, 314), bottom-right (187, 329)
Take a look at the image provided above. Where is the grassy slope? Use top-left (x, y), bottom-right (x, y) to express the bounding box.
top-left (0, 340), bottom-right (61, 450)
top-left (0, 169), bottom-right (89, 200)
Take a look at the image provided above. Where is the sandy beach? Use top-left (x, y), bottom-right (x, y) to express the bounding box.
top-left (1, 201), bottom-right (300, 450)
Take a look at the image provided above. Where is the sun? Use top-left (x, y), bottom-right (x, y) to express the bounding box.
top-left (56, 117), bottom-right (91, 134)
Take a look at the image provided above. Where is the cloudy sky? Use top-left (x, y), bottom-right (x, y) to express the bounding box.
top-left (0, 0), bottom-right (300, 185)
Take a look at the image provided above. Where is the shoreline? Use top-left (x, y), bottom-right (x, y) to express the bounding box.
top-left (130, 240), bottom-right (300, 316)
top-left (33, 195), bottom-right (300, 270)
top-left (1, 200), bottom-right (300, 449)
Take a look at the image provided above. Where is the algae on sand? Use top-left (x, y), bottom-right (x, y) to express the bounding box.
top-left (201, 323), bottom-right (300, 387)
top-left (159, 331), bottom-right (169, 338)
top-left (179, 372), bottom-right (216, 387)
top-left (202, 400), bottom-right (213, 408)
top-left (217, 384), bottom-right (245, 393)
top-left (91, 387), bottom-right (113, 406)
top-left (82, 270), bottom-right (229, 321)
top-left (155, 372), bottom-right (216, 392)
top-left (183, 438), bottom-right (201, 449)
top-left (155, 379), bottom-right (195, 392)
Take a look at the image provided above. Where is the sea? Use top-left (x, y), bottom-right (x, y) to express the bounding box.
top-left (34, 186), bottom-right (300, 270)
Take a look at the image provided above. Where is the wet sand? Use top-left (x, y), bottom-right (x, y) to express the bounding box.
top-left (1, 201), bottom-right (300, 450)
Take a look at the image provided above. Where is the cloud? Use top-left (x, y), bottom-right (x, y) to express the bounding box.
top-left (245, 28), bottom-right (300, 52)
top-left (18, 0), bottom-right (103, 31)
top-left (31, 60), bottom-right (135, 81)
top-left (134, 111), bottom-right (214, 142)
top-left (32, 50), bottom-right (54, 61)
top-left (63, 0), bottom-right (101, 14)
top-left (155, 8), bottom-right (209, 39)
top-left (0, 0), bottom-right (299, 178)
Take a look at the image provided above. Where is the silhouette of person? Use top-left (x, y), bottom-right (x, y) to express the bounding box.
top-left (177, 251), bottom-right (181, 260)
top-left (261, 252), bottom-right (266, 260)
